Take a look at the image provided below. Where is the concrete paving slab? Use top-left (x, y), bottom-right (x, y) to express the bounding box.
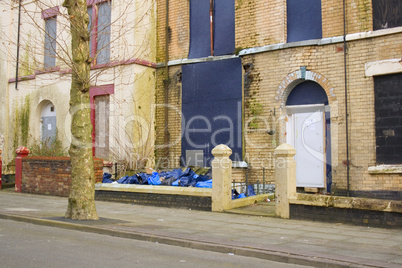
top-left (0, 191), bottom-right (401, 268)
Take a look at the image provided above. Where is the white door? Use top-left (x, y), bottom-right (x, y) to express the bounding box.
top-left (286, 105), bottom-right (325, 188)
top-left (41, 103), bottom-right (57, 143)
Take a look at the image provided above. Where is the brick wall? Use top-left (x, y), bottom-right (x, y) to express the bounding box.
top-left (157, 0), bottom-right (189, 62)
top-left (95, 190), bottom-right (211, 211)
top-left (235, 0), bottom-right (285, 49)
top-left (155, 1), bottom-right (402, 195)
top-left (155, 65), bottom-right (182, 169)
top-left (290, 204), bottom-right (401, 228)
top-left (22, 157), bottom-right (104, 197)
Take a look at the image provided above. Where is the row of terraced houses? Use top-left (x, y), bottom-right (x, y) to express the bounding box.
top-left (0, 0), bottom-right (401, 200)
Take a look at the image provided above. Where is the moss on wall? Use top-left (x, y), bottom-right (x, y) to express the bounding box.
top-left (13, 95), bottom-right (31, 148)
top-left (357, 0), bottom-right (372, 32)
top-left (19, 32), bottom-right (38, 77)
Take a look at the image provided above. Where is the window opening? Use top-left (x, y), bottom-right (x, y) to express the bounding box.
top-left (88, 0), bottom-right (111, 65)
top-left (372, 0), bottom-right (402, 30)
top-left (44, 16), bottom-right (57, 68)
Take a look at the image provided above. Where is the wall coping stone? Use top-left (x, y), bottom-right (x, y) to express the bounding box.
top-left (289, 193), bottom-right (402, 213)
top-left (95, 183), bottom-right (212, 197)
top-left (368, 165), bottom-right (402, 174)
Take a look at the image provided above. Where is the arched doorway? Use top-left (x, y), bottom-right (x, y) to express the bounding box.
top-left (285, 81), bottom-right (331, 191)
top-left (40, 102), bottom-right (57, 143)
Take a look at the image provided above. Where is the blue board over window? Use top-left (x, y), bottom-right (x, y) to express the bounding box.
top-left (189, 0), bottom-right (235, 59)
top-left (213, 0), bottom-right (235, 56)
top-left (188, 0), bottom-right (211, 59)
top-left (182, 58), bottom-right (242, 166)
top-left (287, 0), bottom-right (322, 43)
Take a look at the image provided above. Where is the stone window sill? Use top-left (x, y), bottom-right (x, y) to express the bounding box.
top-left (368, 165), bottom-right (402, 174)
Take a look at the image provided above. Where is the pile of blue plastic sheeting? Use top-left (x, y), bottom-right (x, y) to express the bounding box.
top-left (103, 168), bottom-right (257, 197)
top-left (231, 185), bottom-right (256, 199)
top-left (102, 167), bottom-right (212, 188)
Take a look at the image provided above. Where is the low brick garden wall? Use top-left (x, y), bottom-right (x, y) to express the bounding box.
top-left (22, 156), bottom-right (103, 197)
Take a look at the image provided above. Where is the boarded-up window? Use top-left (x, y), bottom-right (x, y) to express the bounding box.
top-left (372, 0), bottom-right (402, 30)
top-left (90, 85), bottom-right (114, 159)
top-left (44, 17), bottom-right (57, 68)
top-left (188, 0), bottom-right (235, 59)
top-left (286, 0), bottom-right (322, 43)
top-left (374, 73), bottom-right (402, 164)
top-left (94, 95), bottom-right (110, 159)
top-left (213, 0), bottom-right (235, 56)
top-left (181, 58), bottom-right (242, 166)
top-left (88, 1), bottom-right (111, 65)
top-left (96, 2), bottom-right (111, 64)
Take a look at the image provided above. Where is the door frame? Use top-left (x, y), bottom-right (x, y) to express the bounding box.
top-left (90, 84), bottom-right (114, 157)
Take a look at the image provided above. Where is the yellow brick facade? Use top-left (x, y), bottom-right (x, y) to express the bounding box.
top-left (155, 0), bottom-right (402, 197)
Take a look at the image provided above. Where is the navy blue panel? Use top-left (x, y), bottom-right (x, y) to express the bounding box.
top-left (189, 0), bottom-right (211, 59)
top-left (286, 81), bottom-right (328, 105)
top-left (213, 0), bottom-right (235, 56)
top-left (182, 59), bottom-right (242, 103)
top-left (182, 58), bottom-right (242, 166)
top-left (286, 0), bottom-right (322, 42)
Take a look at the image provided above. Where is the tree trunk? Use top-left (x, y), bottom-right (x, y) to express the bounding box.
top-left (63, 0), bottom-right (98, 220)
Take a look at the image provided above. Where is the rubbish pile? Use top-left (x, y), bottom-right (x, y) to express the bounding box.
top-left (232, 185), bottom-right (256, 199)
top-left (102, 167), bottom-right (257, 198)
top-left (102, 167), bottom-right (212, 188)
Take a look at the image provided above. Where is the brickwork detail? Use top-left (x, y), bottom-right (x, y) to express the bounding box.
top-left (95, 190), bottom-right (211, 211)
top-left (22, 157), bottom-right (103, 197)
top-left (290, 204), bottom-right (401, 228)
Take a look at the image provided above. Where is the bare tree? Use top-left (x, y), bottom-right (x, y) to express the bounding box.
top-left (1, 0), bottom-right (155, 220)
top-left (62, 0), bottom-right (98, 220)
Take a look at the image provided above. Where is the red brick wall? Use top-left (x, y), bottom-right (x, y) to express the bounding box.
top-left (22, 157), bottom-right (103, 197)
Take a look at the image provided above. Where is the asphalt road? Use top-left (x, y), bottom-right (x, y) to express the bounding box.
top-left (0, 219), bottom-right (312, 268)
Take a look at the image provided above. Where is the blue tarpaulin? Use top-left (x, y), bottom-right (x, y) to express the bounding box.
top-left (195, 179), bottom-right (212, 188)
top-left (117, 175), bottom-right (139, 184)
top-left (147, 172), bottom-right (162, 185)
top-left (102, 168), bottom-right (212, 188)
top-left (102, 173), bottom-right (114, 183)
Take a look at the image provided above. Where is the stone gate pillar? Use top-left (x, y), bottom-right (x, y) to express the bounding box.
top-left (275, 143), bottom-right (296, 219)
top-left (211, 144), bottom-right (232, 212)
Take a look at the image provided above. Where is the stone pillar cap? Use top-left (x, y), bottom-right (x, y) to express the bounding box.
top-left (211, 144), bottom-right (232, 157)
top-left (274, 143), bottom-right (296, 156)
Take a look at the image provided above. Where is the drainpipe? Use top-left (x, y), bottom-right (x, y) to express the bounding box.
top-left (15, 0), bottom-right (22, 90)
top-left (209, 0), bottom-right (214, 55)
top-left (343, 0), bottom-right (350, 196)
top-left (164, 0), bottom-right (169, 157)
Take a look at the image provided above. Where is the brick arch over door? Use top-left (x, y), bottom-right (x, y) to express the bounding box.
top-left (275, 70), bottom-right (336, 108)
top-left (275, 70), bottom-right (337, 145)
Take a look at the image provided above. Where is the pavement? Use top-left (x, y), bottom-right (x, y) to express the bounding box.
top-left (0, 190), bottom-right (401, 268)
